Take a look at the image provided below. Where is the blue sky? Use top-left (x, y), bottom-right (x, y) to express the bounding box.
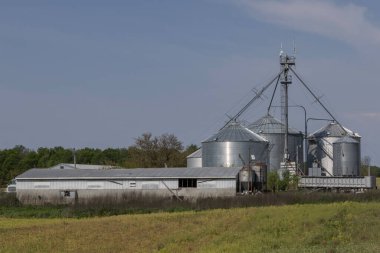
top-left (1, 0), bottom-right (380, 164)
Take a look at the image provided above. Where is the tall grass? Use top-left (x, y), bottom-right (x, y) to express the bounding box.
top-left (0, 202), bottom-right (379, 252)
top-left (1, 190), bottom-right (380, 218)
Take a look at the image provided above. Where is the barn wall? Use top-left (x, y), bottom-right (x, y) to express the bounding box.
top-left (16, 178), bottom-right (237, 204)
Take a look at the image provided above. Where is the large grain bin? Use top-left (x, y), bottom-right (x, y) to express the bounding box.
top-left (307, 122), bottom-right (360, 176)
top-left (333, 136), bottom-right (360, 176)
top-left (202, 122), bottom-right (269, 167)
top-left (248, 114), bottom-right (303, 172)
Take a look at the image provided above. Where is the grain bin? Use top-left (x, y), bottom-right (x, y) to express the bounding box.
top-left (333, 136), bottom-right (360, 176)
top-left (202, 122), bottom-right (269, 167)
top-left (248, 114), bottom-right (303, 172)
top-left (307, 122), bottom-right (360, 176)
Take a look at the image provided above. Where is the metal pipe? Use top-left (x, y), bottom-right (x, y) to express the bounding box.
top-left (289, 105), bottom-right (307, 173)
top-left (306, 117), bottom-right (334, 125)
top-left (267, 75), bottom-right (280, 114)
top-left (283, 71), bottom-right (289, 161)
top-left (221, 69), bottom-right (285, 130)
top-left (269, 104), bottom-right (307, 172)
top-left (289, 66), bottom-right (347, 135)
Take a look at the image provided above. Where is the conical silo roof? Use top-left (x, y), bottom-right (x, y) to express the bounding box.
top-left (203, 122), bottom-right (268, 143)
top-left (186, 148), bottom-right (202, 158)
top-left (248, 114), bottom-right (301, 135)
top-left (333, 136), bottom-right (359, 144)
top-left (308, 122), bottom-right (360, 139)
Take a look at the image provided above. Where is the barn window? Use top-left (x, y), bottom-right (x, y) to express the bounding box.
top-left (64, 191), bottom-right (71, 197)
top-left (179, 179), bottom-right (197, 188)
top-left (129, 181), bottom-right (136, 187)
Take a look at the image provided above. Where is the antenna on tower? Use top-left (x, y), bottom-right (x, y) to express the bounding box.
top-left (279, 42), bottom-right (284, 56)
top-left (292, 40), bottom-right (297, 69)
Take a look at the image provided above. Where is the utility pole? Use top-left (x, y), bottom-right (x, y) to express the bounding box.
top-left (73, 148), bottom-right (77, 169)
top-left (364, 156), bottom-right (371, 176)
top-left (369, 159), bottom-right (371, 177)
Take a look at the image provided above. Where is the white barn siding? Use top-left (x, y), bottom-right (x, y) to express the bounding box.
top-left (197, 179), bottom-right (235, 189)
top-left (15, 167), bottom-right (240, 204)
top-left (17, 178), bottom-right (234, 191)
top-left (18, 179), bottom-right (180, 190)
top-left (17, 178), bottom-right (237, 204)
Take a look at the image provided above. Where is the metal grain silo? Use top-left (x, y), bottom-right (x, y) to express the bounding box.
top-left (248, 114), bottom-right (303, 172)
top-left (333, 136), bottom-right (360, 176)
top-left (307, 122), bottom-right (360, 176)
top-left (186, 149), bottom-right (202, 168)
top-left (202, 122), bottom-right (269, 167)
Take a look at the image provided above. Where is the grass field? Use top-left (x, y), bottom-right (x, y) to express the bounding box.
top-left (1, 201), bottom-right (379, 253)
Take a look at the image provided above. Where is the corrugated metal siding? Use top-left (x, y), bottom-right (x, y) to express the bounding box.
top-left (299, 176), bottom-right (375, 188)
top-left (17, 178), bottom-right (236, 190)
top-left (187, 157), bottom-right (202, 168)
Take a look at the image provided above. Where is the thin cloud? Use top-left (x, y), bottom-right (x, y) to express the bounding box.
top-left (345, 112), bottom-right (380, 121)
top-left (236, 0), bottom-right (380, 48)
top-left (360, 112), bottom-right (380, 119)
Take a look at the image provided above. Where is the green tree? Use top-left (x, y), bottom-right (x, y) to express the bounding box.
top-left (267, 171), bottom-right (280, 192)
top-left (289, 174), bottom-right (300, 190)
top-left (0, 132), bottom-right (195, 186)
top-left (131, 132), bottom-right (185, 167)
top-left (156, 133), bottom-right (184, 167)
top-left (279, 170), bottom-right (290, 191)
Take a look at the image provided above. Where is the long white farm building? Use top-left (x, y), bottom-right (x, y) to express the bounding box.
top-left (16, 166), bottom-right (241, 204)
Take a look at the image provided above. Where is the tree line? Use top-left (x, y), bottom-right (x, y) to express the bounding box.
top-left (1, 131), bottom-right (379, 187)
top-left (0, 132), bottom-right (198, 186)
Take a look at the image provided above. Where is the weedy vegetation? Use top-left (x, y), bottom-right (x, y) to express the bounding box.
top-left (0, 180), bottom-right (379, 252)
top-left (1, 189), bottom-right (380, 218)
top-left (0, 201), bottom-right (379, 252)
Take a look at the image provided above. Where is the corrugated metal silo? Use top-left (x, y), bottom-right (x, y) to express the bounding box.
top-left (202, 122), bottom-right (269, 167)
top-left (307, 122), bottom-right (361, 176)
top-left (248, 114), bottom-right (303, 172)
top-left (333, 136), bottom-right (360, 176)
top-left (186, 149), bottom-right (202, 168)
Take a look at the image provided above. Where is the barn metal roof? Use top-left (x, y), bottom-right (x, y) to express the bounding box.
top-left (308, 122), bottom-right (361, 139)
top-left (16, 167), bottom-right (241, 180)
top-left (186, 148), bottom-right (202, 159)
top-left (50, 163), bottom-right (117, 170)
top-left (203, 122), bottom-right (268, 143)
top-left (248, 114), bottom-right (301, 135)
